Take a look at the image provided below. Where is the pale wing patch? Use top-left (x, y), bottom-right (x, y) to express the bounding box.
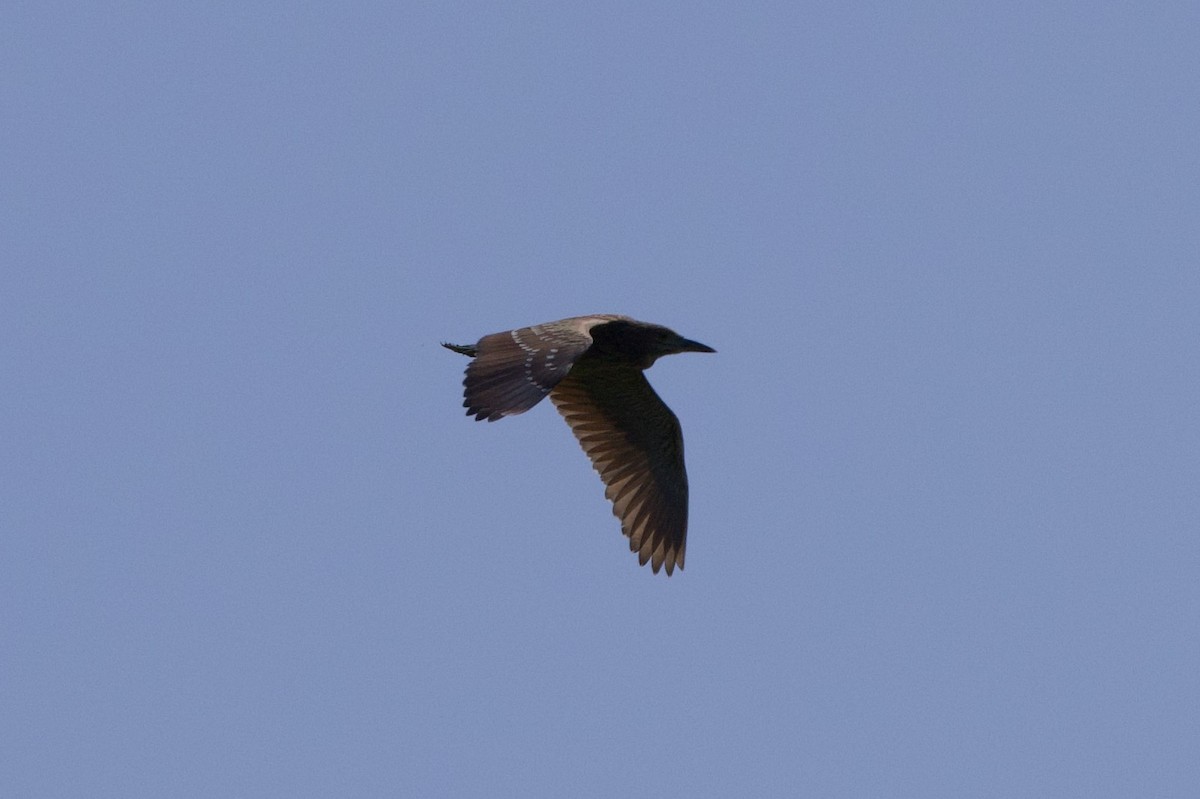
top-left (458, 315), bottom-right (631, 421)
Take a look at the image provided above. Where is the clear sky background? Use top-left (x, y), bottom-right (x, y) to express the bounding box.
top-left (4, 3), bottom-right (1198, 797)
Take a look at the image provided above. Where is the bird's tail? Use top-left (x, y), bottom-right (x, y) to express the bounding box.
top-left (441, 342), bottom-right (477, 357)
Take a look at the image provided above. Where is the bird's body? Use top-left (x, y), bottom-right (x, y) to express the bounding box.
top-left (443, 315), bottom-right (714, 575)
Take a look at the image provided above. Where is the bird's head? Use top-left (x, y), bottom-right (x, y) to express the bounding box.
top-left (593, 320), bottom-right (716, 368)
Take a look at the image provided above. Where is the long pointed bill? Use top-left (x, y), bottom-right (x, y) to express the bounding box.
top-left (679, 338), bottom-right (716, 354)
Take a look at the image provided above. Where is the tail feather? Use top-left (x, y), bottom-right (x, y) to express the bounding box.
top-left (441, 342), bottom-right (477, 357)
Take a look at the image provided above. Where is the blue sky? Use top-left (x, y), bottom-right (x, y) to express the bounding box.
top-left (4, 3), bottom-right (1198, 796)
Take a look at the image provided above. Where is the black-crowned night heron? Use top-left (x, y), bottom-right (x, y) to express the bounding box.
top-left (443, 315), bottom-right (715, 575)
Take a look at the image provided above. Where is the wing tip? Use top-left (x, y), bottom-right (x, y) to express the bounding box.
top-left (639, 541), bottom-right (685, 576)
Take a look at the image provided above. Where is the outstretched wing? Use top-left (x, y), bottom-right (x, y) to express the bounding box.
top-left (451, 316), bottom-right (624, 421)
top-left (549, 362), bottom-right (688, 575)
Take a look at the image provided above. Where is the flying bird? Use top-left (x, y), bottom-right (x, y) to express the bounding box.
top-left (443, 315), bottom-right (714, 575)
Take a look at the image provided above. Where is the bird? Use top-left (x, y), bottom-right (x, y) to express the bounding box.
top-left (443, 315), bottom-right (715, 575)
